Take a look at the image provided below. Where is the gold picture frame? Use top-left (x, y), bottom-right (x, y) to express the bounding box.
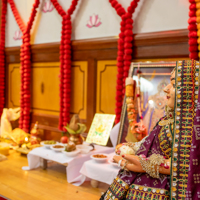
top-left (117, 61), bottom-right (176, 144)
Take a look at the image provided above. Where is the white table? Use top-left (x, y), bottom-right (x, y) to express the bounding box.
top-left (79, 152), bottom-right (120, 186)
top-left (22, 145), bottom-right (114, 186)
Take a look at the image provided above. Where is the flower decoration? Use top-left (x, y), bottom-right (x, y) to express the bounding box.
top-left (42, 0), bottom-right (54, 13)
top-left (188, 0), bottom-right (198, 60)
top-left (8, 0), bottom-right (40, 133)
top-left (50, 0), bottom-right (80, 131)
top-left (108, 0), bottom-right (140, 124)
top-left (13, 30), bottom-right (22, 40)
top-left (86, 14), bottom-right (102, 28)
top-left (0, 0), bottom-right (7, 118)
top-left (64, 123), bottom-right (86, 134)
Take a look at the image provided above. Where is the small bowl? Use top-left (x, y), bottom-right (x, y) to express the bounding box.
top-left (40, 141), bottom-right (58, 148)
top-left (50, 144), bottom-right (65, 152)
top-left (90, 153), bottom-right (108, 163)
top-left (0, 143), bottom-right (10, 156)
top-left (76, 145), bottom-right (93, 154)
top-left (62, 149), bottom-right (81, 157)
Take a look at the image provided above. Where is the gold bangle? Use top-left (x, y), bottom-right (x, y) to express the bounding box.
top-left (118, 159), bottom-right (123, 168)
top-left (139, 154), bottom-right (165, 178)
top-left (121, 160), bottom-right (128, 170)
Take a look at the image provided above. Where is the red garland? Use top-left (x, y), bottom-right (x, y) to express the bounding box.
top-left (51, 0), bottom-right (79, 131)
top-left (188, 0), bottom-right (199, 60)
top-left (8, 0), bottom-right (40, 133)
top-left (109, 0), bottom-right (140, 123)
top-left (0, 0), bottom-right (7, 118)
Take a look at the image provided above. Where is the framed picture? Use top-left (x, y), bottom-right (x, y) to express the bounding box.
top-left (86, 113), bottom-right (116, 145)
top-left (117, 61), bottom-right (176, 144)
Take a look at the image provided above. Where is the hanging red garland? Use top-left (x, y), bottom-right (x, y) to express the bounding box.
top-left (188, 0), bottom-right (199, 60)
top-left (8, 0), bottom-right (40, 133)
top-left (108, 0), bottom-right (140, 123)
top-left (0, 0), bottom-right (7, 118)
top-left (196, 1), bottom-right (200, 59)
top-left (50, 0), bottom-right (79, 131)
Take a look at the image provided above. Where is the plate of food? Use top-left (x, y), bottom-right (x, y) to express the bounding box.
top-left (50, 144), bottom-right (65, 152)
top-left (90, 153), bottom-right (108, 163)
top-left (40, 140), bottom-right (58, 148)
top-left (76, 144), bottom-right (93, 154)
top-left (62, 149), bottom-right (80, 157)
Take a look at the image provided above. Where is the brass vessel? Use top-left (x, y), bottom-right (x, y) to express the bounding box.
top-left (69, 134), bottom-right (83, 145)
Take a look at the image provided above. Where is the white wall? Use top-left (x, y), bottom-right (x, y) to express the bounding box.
top-left (5, 0), bottom-right (189, 47)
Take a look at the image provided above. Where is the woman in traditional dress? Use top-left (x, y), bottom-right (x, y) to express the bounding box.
top-left (100, 60), bottom-right (200, 200)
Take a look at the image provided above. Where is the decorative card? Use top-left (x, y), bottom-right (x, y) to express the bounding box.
top-left (86, 114), bottom-right (116, 146)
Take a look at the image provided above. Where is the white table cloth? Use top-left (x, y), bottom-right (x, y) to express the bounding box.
top-left (22, 145), bottom-right (114, 186)
top-left (79, 152), bottom-right (120, 185)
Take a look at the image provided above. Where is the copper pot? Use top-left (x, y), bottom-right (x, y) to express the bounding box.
top-left (69, 134), bottom-right (83, 145)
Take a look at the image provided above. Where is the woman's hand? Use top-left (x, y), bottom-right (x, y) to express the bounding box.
top-left (122, 154), bottom-right (145, 173)
top-left (159, 157), bottom-right (171, 175)
top-left (113, 155), bottom-right (123, 163)
top-left (113, 154), bottom-right (145, 173)
top-left (113, 154), bottom-right (171, 175)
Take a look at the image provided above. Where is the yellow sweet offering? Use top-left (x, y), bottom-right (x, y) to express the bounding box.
top-left (43, 140), bottom-right (56, 144)
top-left (9, 128), bottom-right (28, 145)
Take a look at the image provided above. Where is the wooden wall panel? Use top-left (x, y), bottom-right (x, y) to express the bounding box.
top-left (96, 60), bottom-right (117, 114)
top-left (31, 63), bottom-right (60, 115)
top-left (8, 61), bottom-right (87, 123)
top-left (8, 64), bottom-right (20, 108)
top-left (5, 29), bottom-right (190, 138)
top-left (70, 61), bottom-right (87, 119)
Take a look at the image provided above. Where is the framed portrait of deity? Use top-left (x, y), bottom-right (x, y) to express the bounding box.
top-left (117, 61), bottom-right (176, 144)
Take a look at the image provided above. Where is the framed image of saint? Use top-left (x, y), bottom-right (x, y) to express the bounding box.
top-left (117, 61), bottom-right (176, 144)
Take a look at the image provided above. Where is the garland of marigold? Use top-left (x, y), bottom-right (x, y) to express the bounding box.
top-left (196, 0), bottom-right (200, 59)
top-left (108, 0), bottom-right (140, 123)
top-left (8, 0), bottom-right (40, 133)
top-left (0, 0), bottom-right (7, 118)
top-left (188, 0), bottom-right (199, 60)
top-left (50, 0), bottom-right (79, 131)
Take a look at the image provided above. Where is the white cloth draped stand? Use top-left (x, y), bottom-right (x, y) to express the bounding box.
top-left (79, 152), bottom-right (119, 185)
top-left (22, 144), bottom-right (114, 186)
top-left (22, 123), bottom-right (120, 186)
top-left (79, 123), bottom-right (121, 186)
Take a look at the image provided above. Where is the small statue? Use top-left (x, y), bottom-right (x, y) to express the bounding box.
top-left (30, 122), bottom-right (41, 145)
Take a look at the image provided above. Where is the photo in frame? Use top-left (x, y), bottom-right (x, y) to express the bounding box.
top-left (117, 61), bottom-right (176, 144)
top-left (86, 113), bottom-right (116, 146)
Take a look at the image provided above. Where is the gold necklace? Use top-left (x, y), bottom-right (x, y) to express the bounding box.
top-left (158, 106), bottom-right (174, 126)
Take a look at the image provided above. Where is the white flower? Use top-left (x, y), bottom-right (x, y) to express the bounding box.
top-left (13, 30), bottom-right (22, 40)
top-left (119, 146), bottom-right (134, 155)
top-left (42, 0), bottom-right (54, 13)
